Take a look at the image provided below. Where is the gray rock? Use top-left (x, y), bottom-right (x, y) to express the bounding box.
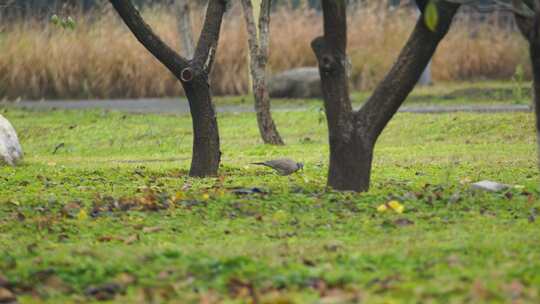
top-left (268, 67), bottom-right (321, 99)
top-left (0, 114), bottom-right (23, 166)
top-left (471, 180), bottom-right (509, 192)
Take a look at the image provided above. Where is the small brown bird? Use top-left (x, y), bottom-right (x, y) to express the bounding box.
top-left (251, 158), bottom-right (303, 176)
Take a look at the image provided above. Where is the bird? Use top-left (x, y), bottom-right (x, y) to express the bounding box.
top-left (251, 158), bottom-right (303, 176)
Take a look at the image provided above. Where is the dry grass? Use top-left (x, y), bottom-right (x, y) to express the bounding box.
top-left (0, 3), bottom-right (530, 100)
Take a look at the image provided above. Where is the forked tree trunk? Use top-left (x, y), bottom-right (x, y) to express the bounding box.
top-left (515, 8), bottom-right (540, 169)
top-left (241, 0), bottom-right (284, 145)
top-left (312, 0), bottom-right (460, 191)
top-left (109, 0), bottom-right (225, 177)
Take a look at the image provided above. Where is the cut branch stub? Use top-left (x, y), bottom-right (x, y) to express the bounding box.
top-left (312, 37), bottom-right (344, 73)
top-left (181, 67), bottom-right (194, 82)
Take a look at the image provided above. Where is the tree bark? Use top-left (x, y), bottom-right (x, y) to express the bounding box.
top-left (109, 0), bottom-right (225, 177)
top-left (515, 7), bottom-right (540, 169)
top-left (241, 0), bottom-right (284, 145)
top-left (183, 75), bottom-right (221, 177)
top-left (176, 0), bottom-right (195, 58)
top-left (312, 0), bottom-right (460, 192)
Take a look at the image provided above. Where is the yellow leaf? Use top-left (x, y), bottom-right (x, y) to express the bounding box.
top-left (272, 210), bottom-right (288, 223)
top-left (377, 204), bottom-right (388, 212)
top-left (201, 193), bottom-right (210, 201)
top-left (424, 0), bottom-right (439, 32)
top-left (174, 191), bottom-right (185, 202)
top-left (460, 177), bottom-right (472, 185)
top-left (388, 200), bottom-right (405, 214)
top-left (77, 209), bottom-right (88, 221)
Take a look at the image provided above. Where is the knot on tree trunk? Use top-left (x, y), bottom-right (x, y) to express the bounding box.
top-left (180, 67), bottom-right (194, 82)
top-left (311, 37), bottom-right (346, 73)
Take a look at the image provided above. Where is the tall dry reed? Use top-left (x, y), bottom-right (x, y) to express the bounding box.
top-left (0, 3), bottom-right (529, 100)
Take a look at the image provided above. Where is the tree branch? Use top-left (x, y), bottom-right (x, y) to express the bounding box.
top-left (193, 0), bottom-right (227, 73)
top-left (322, 0), bottom-right (347, 53)
top-left (258, 0), bottom-right (272, 67)
top-left (109, 0), bottom-right (190, 78)
top-left (241, 0), bottom-right (260, 61)
top-left (176, 0), bottom-right (195, 58)
top-left (357, 1), bottom-right (460, 142)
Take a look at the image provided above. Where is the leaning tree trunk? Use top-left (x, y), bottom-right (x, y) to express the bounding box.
top-left (515, 7), bottom-right (540, 170)
top-left (241, 0), bottom-right (284, 145)
top-left (312, 0), bottom-right (460, 191)
top-left (110, 0), bottom-right (225, 177)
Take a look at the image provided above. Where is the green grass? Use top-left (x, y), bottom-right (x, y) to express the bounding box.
top-left (0, 100), bottom-right (539, 303)
top-left (219, 81), bottom-right (533, 109)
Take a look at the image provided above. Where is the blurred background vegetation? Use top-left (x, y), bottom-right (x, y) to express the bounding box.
top-left (0, 0), bottom-right (529, 100)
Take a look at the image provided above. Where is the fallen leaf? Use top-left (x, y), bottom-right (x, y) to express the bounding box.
top-left (43, 275), bottom-right (72, 293)
top-left (320, 288), bottom-right (361, 304)
top-left (97, 236), bottom-right (118, 242)
top-left (173, 191), bottom-right (185, 202)
top-left (142, 226), bottom-right (162, 234)
top-left (85, 283), bottom-right (123, 301)
top-left (460, 176), bottom-right (472, 185)
top-left (0, 287), bottom-right (16, 303)
top-left (394, 218), bottom-right (414, 227)
top-left (114, 273), bottom-right (137, 287)
top-left (61, 201), bottom-right (82, 218)
top-left (77, 209), bottom-right (88, 221)
top-left (378, 201), bottom-right (405, 213)
top-left (227, 278), bottom-right (257, 302)
top-left (323, 242), bottom-right (342, 252)
top-left (388, 201), bottom-right (405, 213)
top-left (123, 234), bottom-right (139, 245)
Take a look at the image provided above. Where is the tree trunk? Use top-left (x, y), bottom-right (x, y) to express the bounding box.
top-left (531, 32), bottom-right (540, 172)
top-left (313, 0), bottom-right (460, 192)
top-left (327, 131), bottom-right (373, 191)
top-left (183, 75), bottom-right (221, 177)
top-left (109, 0), bottom-right (225, 177)
top-left (254, 77), bottom-right (284, 145)
top-left (241, 0), bottom-right (284, 145)
top-left (515, 9), bottom-right (540, 169)
top-left (176, 0), bottom-right (195, 58)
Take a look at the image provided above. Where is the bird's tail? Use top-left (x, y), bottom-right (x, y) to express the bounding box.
top-left (251, 162), bottom-right (267, 166)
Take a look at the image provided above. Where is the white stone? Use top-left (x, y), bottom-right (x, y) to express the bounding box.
top-left (471, 180), bottom-right (509, 192)
top-left (0, 114), bottom-right (23, 166)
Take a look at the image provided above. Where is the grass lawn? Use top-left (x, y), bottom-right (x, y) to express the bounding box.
top-left (218, 81), bottom-right (533, 108)
top-left (0, 99), bottom-right (539, 303)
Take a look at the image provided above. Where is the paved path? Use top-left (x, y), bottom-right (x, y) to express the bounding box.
top-left (0, 98), bottom-right (532, 114)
